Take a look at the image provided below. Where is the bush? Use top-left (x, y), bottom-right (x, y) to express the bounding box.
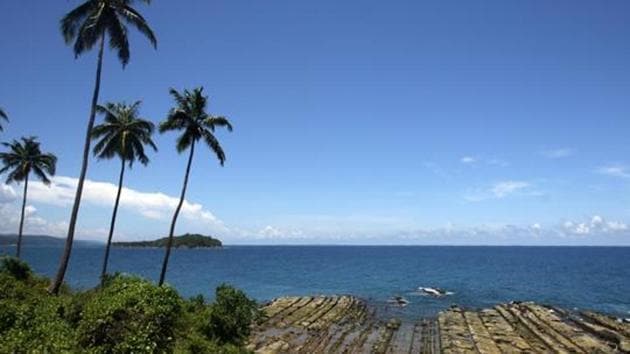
top-left (77, 275), bottom-right (182, 353)
top-left (202, 284), bottom-right (262, 345)
top-left (0, 273), bottom-right (77, 352)
top-left (0, 261), bottom-right (260, 353)
top-left (0, 256), bottom-right (32, 280)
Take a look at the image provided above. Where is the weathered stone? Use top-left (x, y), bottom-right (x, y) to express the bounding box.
top-left (249, 296), bottom-right (630, 354)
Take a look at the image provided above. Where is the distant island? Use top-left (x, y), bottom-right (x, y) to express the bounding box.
top-left (113, 233), bottom-right (222, 248)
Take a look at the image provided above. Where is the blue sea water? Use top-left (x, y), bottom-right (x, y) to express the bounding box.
top-left (10, 245), bottom-right (630, 319)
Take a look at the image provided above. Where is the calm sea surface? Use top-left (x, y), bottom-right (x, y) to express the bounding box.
top-left (11, 245), bottom-right (630, 319)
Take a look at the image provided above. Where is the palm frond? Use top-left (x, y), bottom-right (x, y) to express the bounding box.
top-left (204, 116), bottom-right (233, 132)
top-left (106, 11), bottom-right (130, 66)
top-left (60, 0), bottom-right (97, 43)
top-left (201, 130), bottom-right (226, 165)
top-left (118, 5), bottom-right (157, 48)
top-left (72, 4), bottom-right (106, 57)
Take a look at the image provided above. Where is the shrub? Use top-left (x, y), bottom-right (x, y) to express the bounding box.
top-left (0, 256), bottom-right (32, 280)
top-left (202, 284), bottom-right (262, 345)
top-left (0, 274), bottom-right (77, 352)
top-left (77, 275), bottom-right (182, 353)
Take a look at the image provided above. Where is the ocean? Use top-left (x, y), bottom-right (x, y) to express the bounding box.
top-left (10, 245), bottom-right (630, 319)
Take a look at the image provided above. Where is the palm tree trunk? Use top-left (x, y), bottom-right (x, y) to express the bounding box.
top-left (48, 33), bottom-right (105, 295)
top-left (159, 140), bottom-right (195, 286)
top-left (100, 158), bottom-right (126, 286)
top-left (16, 173), bottom-right (29, 259)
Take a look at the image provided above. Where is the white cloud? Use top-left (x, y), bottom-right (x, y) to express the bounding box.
top-left (596, 165), bottom-right (630, 179)
top-left (541, 148), bottom-right (574, 159)
top-left (562, 215), bottom-right (628, 236)
top-left (491, 181), bottom-right (530, 198)
top-left (0, 184), bottom-right (17, 203)
top-left (0, 202), bottom-right (69, 237)
top-left (460, 156), bottom-right (477, 164)
top-left (465, 180), bottom-right (534, 201)
top-left (0, 175), bottom-right (228, 240)
top-left (459, 156), bottom-right (508, 167)
top-left (25, 176), bottom-right (226, 230)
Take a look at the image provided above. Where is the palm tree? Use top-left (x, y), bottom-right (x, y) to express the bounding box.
top-left (0, 137), bottom-right (57, 259)
top-left (50, 0), bottom-right (157, 294)
top-left (158, 87), bottom-right (233, 286)
top-left (91, 101), bottom-right (157, 285)
top-left (0, 107), bottom-right (7, 132)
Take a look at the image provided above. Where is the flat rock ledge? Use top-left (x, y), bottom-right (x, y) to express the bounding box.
top-left (248, 295), bottom-right (630, 354)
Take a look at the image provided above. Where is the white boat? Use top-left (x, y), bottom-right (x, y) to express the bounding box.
top-left (419, 287), bottom-right (447, 297)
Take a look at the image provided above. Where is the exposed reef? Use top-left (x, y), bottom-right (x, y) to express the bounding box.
top-left (249, 296), bottom-right (630, 353)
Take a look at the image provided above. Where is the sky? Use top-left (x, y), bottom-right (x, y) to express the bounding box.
top-left (1, 0), bottom-right (630, 245)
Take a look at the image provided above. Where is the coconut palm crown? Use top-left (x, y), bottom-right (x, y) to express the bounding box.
top-left (61, 0), bottom-right (157, 66)
top-left (0, 137), bottom-right (57, 258)
top-left (157, 87), bottom-right (233, 286)
top-left (159, 87), bottom-right (233, 162)
top-left (92, 101), bottom-right (157, 166)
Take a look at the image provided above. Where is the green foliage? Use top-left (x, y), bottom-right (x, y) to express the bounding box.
top-left (202, 284), bottom-right (263, 345)
top-left (0, 256), bottom-right (32, 280)
top-left (0, 273), bottom-right (77, 352)
top-left (77, 275), bottom-right (182, 353)
top-left (0, 262), bottom-right (259, 353)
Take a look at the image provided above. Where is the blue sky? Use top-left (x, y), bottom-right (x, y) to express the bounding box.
top-left (1, 0), bottom-right (630, 245)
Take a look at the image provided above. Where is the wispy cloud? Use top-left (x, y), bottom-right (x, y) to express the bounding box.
top-left (596, 165), bottom-right (630, 179)
top-left (541, 148), bottom-right (574, 159)
top-left (460, 156), bottom-right (477, 164)
top-left (491, 181), bottom-right (530, 198)
top-left (459, 156), bottom-right (508, 167)
top-left (465, 180), bottom-right (536, 202)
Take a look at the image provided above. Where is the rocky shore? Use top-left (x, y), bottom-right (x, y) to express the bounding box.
top-left (248, 295), bottom-right (630, 353)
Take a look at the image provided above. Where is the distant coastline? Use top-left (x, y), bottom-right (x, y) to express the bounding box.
top-left (112, 233), bottom-right (222, 248)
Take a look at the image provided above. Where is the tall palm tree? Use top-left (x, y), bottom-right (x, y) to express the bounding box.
top-left (91, 101), bottom-right (156, 284)
top-left (158, 87), bottom-right (233, 286)
top-left (50, 0), bottom-right (157, 294)
top-left (0, 107), bottom-right (8, 132)
top-left (0, 137), bottom-right (57, 259)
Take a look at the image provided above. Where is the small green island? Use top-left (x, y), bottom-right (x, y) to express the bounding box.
top-left (113, 234), bottom-right (222, 248)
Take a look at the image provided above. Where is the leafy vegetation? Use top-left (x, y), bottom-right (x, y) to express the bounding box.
top-left (114, 233), bottom-right (223, 248)
top-left (0, 258), bottom-right (259, 353)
